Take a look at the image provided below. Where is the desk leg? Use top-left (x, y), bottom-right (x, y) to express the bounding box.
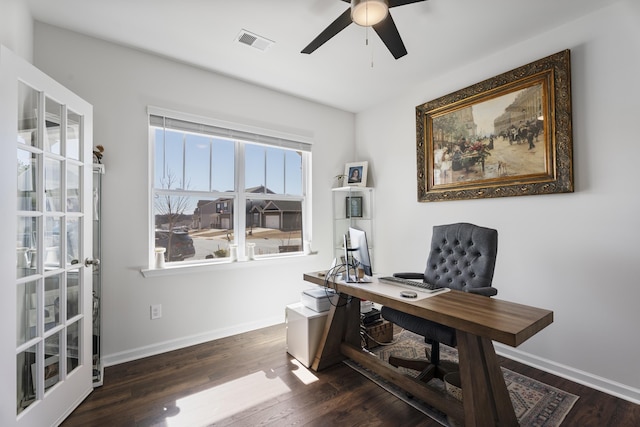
top-left (456, 331), bottom-right (518, 427)
top-left (311, 294), bottom-right (360, 371)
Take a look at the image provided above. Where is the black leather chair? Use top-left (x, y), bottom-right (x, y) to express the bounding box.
top-left (381, 222), bottom-right (498, 382)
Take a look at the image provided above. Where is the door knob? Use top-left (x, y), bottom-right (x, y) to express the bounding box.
top-left (84, 258), bottom-right (101, 267)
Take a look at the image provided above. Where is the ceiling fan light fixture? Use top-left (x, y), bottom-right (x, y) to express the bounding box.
top-left (351, 0), bottom-right (389, 27)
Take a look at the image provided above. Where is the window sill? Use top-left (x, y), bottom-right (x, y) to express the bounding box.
top-left (140, 251), bottom-right (317, 278)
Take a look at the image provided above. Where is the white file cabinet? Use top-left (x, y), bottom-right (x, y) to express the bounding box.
top-left (285, 303), bottom-right (329, 368)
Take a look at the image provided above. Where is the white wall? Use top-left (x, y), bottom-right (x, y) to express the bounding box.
top-left (0, 0), bottom-right (33, 61)
top-left (357, 0), bottom-right (640, 401)
top-left (33, 23), bottom-right (354, 365)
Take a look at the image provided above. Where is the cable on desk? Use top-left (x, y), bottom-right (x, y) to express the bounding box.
top-left (322, 262), bottom-right (352, 308)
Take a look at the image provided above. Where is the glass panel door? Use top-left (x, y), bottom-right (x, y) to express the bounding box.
top-left (2, 46), bottom-right (94, 427)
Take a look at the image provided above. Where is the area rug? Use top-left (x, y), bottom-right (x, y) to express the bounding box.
top-left (345, 331), bottom-right (578, 426)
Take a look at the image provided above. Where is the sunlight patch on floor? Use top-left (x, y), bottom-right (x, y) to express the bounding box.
top-left (290, 358), bottom-right (319, 385)
top-left (166, 371), bottom-right (291, 426)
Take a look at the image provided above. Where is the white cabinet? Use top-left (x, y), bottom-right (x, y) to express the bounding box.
top-left (285, 303), bottom-right (329, 368)
top-left (331, 186), bottom-right (374, 268)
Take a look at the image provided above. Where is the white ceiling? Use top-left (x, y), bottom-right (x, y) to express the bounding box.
top-left (26, 0), bottom-right (616, 113)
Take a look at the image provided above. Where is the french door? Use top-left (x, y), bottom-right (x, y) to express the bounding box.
top-left (1, 46), bottom-right (94, 426)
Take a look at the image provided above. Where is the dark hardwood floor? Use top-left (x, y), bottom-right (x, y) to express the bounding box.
top-left (62, 324), bottom-right (639, 427)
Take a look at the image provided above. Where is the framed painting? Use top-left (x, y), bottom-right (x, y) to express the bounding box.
top-left (344, 161), bottom-right (368, 187)
top-left (416, 50), bottom-right (573, 202)
top-left (346, 196), bottom-right (363, 218)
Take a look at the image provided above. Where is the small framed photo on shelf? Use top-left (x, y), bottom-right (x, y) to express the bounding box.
top-left (346, 196), bottom-right (363, 218)
top-left (344, 161), bottom-right (368, 187)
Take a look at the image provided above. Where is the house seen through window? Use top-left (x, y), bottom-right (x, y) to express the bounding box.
top-left (150, 111), bottom-right (311, 265)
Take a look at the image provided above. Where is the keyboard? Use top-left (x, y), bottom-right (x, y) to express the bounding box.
top-left (378, 276), bottom-right (441, 293)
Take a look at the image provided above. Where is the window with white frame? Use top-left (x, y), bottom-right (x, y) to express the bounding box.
top-left (149, 109), bottom-right (312, 265)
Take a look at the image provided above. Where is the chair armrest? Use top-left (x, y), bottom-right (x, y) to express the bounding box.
top-left (393, 272), bottom-right (425, 280)
top-left (467, 287), bottom-right (498, 297)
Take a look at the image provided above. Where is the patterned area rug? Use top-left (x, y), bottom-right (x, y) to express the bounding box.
top-left (345, 331), bottom-right (578, 426)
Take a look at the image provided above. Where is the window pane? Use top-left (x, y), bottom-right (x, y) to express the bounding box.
top-left (154, 195), bottom-right (236, 262)
top-left (285, 151), bottom-right (303, 196)
top-left (44, 97), bottom-right (61, 155)
top-left (67, 320), bottom-right (80, 375)
top-left (154, 128), bottom-right (186, 189)
top-left (67, 270), bottom-right (80, 319)
top-left (192, 197), bottom-right (234, 259)
top-left (45, 158), bottom-right (62, 212)
top-left (66, 217), bottom-right (80, 265)
top-left (184, 134), bottom-right (211, 191)
top-left (245, 144), bottom-right (265, 191)
top-left (67, 110), bottom-right (81, 160)
top-left (266, 147), bottom-right (284, 194)
top-left (44, 216), bottom-right (61, 268)
top-left (153, 129), bottom-right (165, 188)
top-left (246, 144), bottom-right (303, 196)
top-left (17, 345), bottom-right (37, 414)
top-left (44, 275), bottom-right (61, 331)
top-left (44, 333), bottom-right (61, 392)
top-left (17, 216), bottom-right (37, 278)
top-left (66, 163), bottom-right (81, 212)
top-left (18, 149), bottom-right (37, 211)
top-left (18, 82), bottom-right (39, 148)
top-left (246, 199), bottom-right (302, 255)
top-left (212, 138), bottom-right (234, 192)
top-left (17, 280), bottom-right (37, 346)
top-left (163, 130), bottom-right (184, 189)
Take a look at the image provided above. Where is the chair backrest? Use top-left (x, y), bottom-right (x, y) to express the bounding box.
top-left (424, 223), bottom-right (498, 292)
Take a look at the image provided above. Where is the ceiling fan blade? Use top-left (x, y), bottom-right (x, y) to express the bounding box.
top-left (373, 14), bottom-right (407, 59)
top-left (389, 0), bottom-right (427, 7)
top-left (301, 9), bottom-right (353, 54)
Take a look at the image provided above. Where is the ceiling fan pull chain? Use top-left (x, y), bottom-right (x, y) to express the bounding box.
top-left (365, 25), bottom-right (374, 67)
top-left (371, 47), bottom-right (375, 68)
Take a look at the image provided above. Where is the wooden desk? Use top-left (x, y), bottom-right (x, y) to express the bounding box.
top-left (303, 272), bottom-right (553, 427)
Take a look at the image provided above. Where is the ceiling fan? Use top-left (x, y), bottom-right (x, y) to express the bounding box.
top-left (301, 0), bottom-right (427, 60)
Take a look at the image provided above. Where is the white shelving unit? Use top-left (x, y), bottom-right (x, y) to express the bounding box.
top-left (92, 164), bottom-right (104, 386)
top-left (331, 186), bottom-right (374, 269)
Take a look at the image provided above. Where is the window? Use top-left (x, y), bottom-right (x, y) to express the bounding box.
top-left (149, 109), bottom-right (312, 266)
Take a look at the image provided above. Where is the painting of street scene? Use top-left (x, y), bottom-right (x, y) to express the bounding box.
top-left (431, 83), bottom-right (547, 186)
top-left (418, 50), bottom-right (573, 202)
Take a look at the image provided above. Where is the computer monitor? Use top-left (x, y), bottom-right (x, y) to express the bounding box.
top-left (346, 226), bottom-right (372, 278)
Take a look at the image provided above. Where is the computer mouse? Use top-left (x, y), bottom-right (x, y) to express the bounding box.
top-left (400, 290), bottom-right (418, 298)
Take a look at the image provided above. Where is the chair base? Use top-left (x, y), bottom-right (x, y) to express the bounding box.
top-left (388, 348), bottom-right (459, 383)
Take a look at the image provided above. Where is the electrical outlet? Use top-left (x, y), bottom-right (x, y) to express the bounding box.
top-left (150, 304), bottom-right (162, 320)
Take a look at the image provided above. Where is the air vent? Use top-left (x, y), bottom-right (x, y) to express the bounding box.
top-left (236, 29), bottom-right (274, 52)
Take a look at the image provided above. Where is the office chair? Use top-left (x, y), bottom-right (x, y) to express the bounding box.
top-left (381, 222), bottom-right (498, 383)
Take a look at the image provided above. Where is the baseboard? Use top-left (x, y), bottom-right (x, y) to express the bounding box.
top-left (102, 316), bottom-right (282, 368)
top-left (495, 343), bottom-right (640, 404)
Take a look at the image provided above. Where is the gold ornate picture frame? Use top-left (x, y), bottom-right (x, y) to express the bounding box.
top-left (416, 50), bottom-right (573, 202)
